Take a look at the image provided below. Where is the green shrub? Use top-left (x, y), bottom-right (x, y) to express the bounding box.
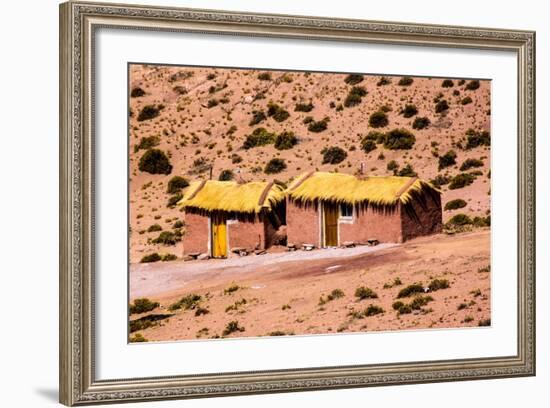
top-left (412, 117), bottom-right (430, 130)
top-left (460, 158), bottom-right (484, 171)
top-left (173, 220), bottom-right (184, 228)
top-left (410, 295), bottom-right (434, 310)
top-left (344, 74), bottom-right (364, 85)
top-left (307, 118), bottom-right (329, 132)
top-left (264, 158), bottom-right (287, 174)
top-left (249, 110), bottom-right (266, 126)
top-left (161, 254), bottom-right (177, 262)
top-left (294, 102), bottom-right (314, 112)
top-left (387, 160), bottom-right (399, 172)
top-left (448, 173), bottom-right (475, 189)
top-left (465, 79), bottom-right (480, 90)
top-left (322, 146), bottom-right (347, 164)
top-left (398, 76), bottom-right (414, 86)
top-left (242, 127), bottom-right (275, 149)
top-left (231, 154), bottom-right (243, 164)
top-left (274, 131), bottom-right (298, 150)
top-left (377, 76), bottom-right (392, 86)
top-left (167, 176), bottom-right (189, 194)
top-left (398, 304), bottom-right (412, 315)
top-left (461, 96), bottom-right (473, 105)
top-left (218, 169), bottom-right (234, 181)
top-left (344, 86), bottom-right (367, 107)
top-left (130, 298), bottom-right (159, 314)
top-left (473, 216), bottom-right (491, 227)
top-left (267, 102), bottom-right (290, 122)
top-left (360, 138), bottom-right (377, 153)
top-left (224, 283), bottom-right (241, 295)
top-left (129, 333), bottom-right (148, 342)
top-left (431, 174), bottom-right (450, 187)
top-left (207, 99), bottom-right (219, 108)
top-left (384, 128), bottom-right (416, 150)
top-left (438, 150), bottom-right (457, 170)
top-left (446, 213), bottom-right (472, 226)
top-left (465, 129), bottom-right (491, 149)
top-left (368, 110), bottom-right (389, 128)
top-left (138, 149), bottom-right (172, 175)
top-left (401, 104), bottom-right (418, 118)
top-left (478, 318), bottom-right (491, 327)
top-left (130, 87), bottom-right (146, 97)
top-left (397, 284), bottom-right (424, 298)
top-left (134, 135), bottom-right (160, 152)
top-left (364, 304), bottom-right (384, 316)
top-left (444, 199), bottom-right (467, 211)
top-left (441, 79), bottom-right (454, 88)
top-left (435, 99), bottom-right (449, 113)
top-left (169, 294), bottom-right (202, 311)
top-left (222, 320), bottom-right (245, 336)
top-left (140, 253), bottom-right (161, 263)
top-left (147, 224), bottom-right (162, 232)
top-left (428, 278), bottom-right (450, 291)
top-left (137, 104), bottom-right (163, 121)
top-left (152, 231), bottom-right (177, 245)
top-left (397, 164), bottom-right (417, 177)
top-left (392, 301), bottom-right (405, 311)
top-left (328, 288), bottom-right (345, 300)
top-left (257, 72), bottom-right (272, 80)
top-left (354, 286), bottom-right (378, 300)
top-left (364, 131), bottom-right (386, 144)
top-left (167, 193), bottom-right (183, 208)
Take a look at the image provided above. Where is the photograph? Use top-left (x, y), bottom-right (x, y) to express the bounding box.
top-left (128, 64), bottom-right (492, 343)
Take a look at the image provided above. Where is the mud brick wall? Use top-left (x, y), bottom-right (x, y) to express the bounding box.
top-left (400, 193), bottom-right (443, 241)
top-left (227, 219), bottom-right (265, 251)
top-left (182, 212), bottom-right (209, 255)
top-left (286, 200), bottom-right (320, 247)
top-left (339, 205), bottom-right (403, 244)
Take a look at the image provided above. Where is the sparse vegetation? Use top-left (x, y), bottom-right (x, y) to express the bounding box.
top-left (322, 146), bottom-right (347, 164)
top-left (167, 193), bottom-right (183, 208)
top-left (465, 129), bottom-right (491, 149)
top-left (249, 110), bottom-right (266, 126)
top-left (430, 174), bottom-right (450, 187)
top-left (465, 80), bottom-right (480, 90)
top-left (412, 116), bottom-right (430, 129)
top-left (397, 164), bottom-right (417, 177)
top-left (448, 173), bottom-right (475, 190)
top-left (295, 102), bottom-right (314, 112)
top-left (354, 286), bottom-right (378, 300)
top-left (129, 333), bottom-right (148, 342)
top-left (130, 298), bottom-right (159, 314)
top-left (274, 131), bottom-right (298, 150)
top-left (383, 128), bottom-right (416, 150)
top-left (243, 128), bottom-right (275, 149)
top-left (446, 213), bottom-right (472, 226)
top-left (428, 278), bottom-right (450, 291)
top-left (360, 138), bottom-right (377, 153)
top-left (131, 87), bottom-right (146, 97)
top-left (307, 118), bottom-right (329, 132)
top-left (140, 253), bottom-right (161, 263)
top-left (134, 135), bottom-right (160, 152)
top-left (461, 96), bottom-right (473, 105)
top-left (377, 76), bottom-right (392, 86)
top-left (223, 321), bottom-right (245, 336)
top-left (364, 304), bottom-right (384, 316)
top-left (398, 76), bottom-right (414, 86)
top-left (167, 176), bottom-right (189, 194)
top-left (267, 102), bottom-right (290, 122)
top-left (438, 150), bottom-right (457, 170)
top-left (152, 231), bottom-right (178, 245)
top-left (137, 104), bottom-right (163, 121)
top-left (257, 72), bottom-right (272, 81)
top-left (444, 198), bottom-right (467, 211)
top-left (344, 86), bottom-right (367, 108)
top-left (441, 79), bottom-right (454, 88)
top-left (397, 284), bottom-right (424, 298)
top-left (138, 149), bottom-right (172, 175)
top-left (169, 293), bottom-right (202, 311)
top-left (387, 160), bottom-right (399, 172)
top-left (460, 158), bottom-right (484, 171)
top-left (264, 158), bottom-right (287, 174)
top-left (435, 99), bottom-right (449, 113)
top-left (224, 284), bottom-right (241, 295)
top-left (401, 104), bottom-right (418, 118)
top-left (344, 74), bottom-right (364, 85)
top-left (368, 110), bottom-right (389, 128)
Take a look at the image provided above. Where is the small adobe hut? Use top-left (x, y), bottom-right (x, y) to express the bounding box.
top-left (286, 172), bottom-right (442, 247)
top-left (179, 180), bottom-right (285, 258)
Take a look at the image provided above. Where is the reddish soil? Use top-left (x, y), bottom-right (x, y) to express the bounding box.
top-left (128, 65), bottom-right (491, 263)
top-left (129, 229), bottom-right (490, 342)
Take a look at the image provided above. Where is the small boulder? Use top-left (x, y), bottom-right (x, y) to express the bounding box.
top-left (197, 253), bottom-right (210, 261)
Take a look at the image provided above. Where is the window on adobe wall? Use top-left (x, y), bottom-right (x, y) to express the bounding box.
top-left (339, 203), bottom-right (354, 219)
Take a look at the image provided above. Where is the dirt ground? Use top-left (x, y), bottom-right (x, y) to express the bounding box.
top-left (129, 229), bottom-right (491, 342)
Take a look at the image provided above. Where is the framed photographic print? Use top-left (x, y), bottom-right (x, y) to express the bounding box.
top-left (59, 1), bottom-right (536, 405)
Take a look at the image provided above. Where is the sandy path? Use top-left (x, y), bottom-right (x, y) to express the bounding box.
top-left (130, 243), bottom-right (397, 298)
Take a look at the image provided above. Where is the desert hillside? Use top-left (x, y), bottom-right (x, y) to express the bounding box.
top-left (128, 64), bottom-right (491, 263)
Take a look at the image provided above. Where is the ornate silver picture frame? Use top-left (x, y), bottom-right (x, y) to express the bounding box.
top-left (59, 1), bottom-right (535, 405)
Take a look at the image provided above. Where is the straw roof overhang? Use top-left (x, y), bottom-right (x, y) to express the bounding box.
top-left (178, 180), bottom-right (285, 215)
top-left (287, 171), bottom-right (440, 208)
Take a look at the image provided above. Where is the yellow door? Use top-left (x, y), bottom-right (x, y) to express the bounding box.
top-left (211, 215), bottom-right (228, 258)
top-left (323, 204), bottom-right (339, 247)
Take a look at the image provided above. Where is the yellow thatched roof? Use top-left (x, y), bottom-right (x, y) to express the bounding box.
top-left (287, 172), bottom-right (439, 207)
top-left (179, 180), bottom-right (285, 214)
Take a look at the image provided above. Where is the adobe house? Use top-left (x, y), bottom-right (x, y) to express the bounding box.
top-left (179, 180), bottom-right (286, 258)
top-left (286, 171), bottom-right (442, 247)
